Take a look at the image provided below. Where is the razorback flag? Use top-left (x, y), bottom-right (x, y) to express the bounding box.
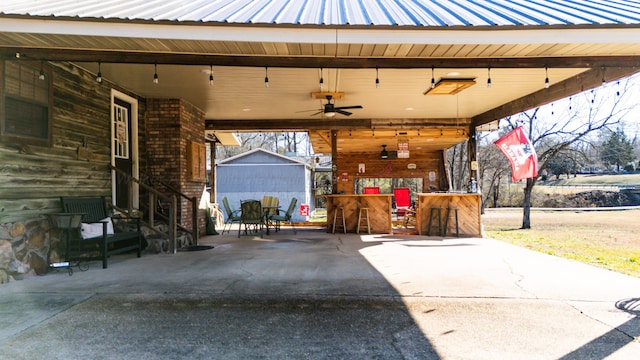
top-left (494, 126), bottom-right (539, 182)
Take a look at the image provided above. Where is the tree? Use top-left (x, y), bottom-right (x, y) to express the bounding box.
top-left (600, 127), bottom-right (635, 172)
top-left (546, 146), bottom-right (585, 179)
top-left (501, 74), bottom-right (639, 229)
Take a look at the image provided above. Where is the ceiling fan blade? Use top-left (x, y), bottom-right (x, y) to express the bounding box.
top-left (334, 105), bottom-right (363, 110)
top-left (336, 109), bottom-right (353, 116)
top-left (296, 109), bottom-right (322, 113)
top-left (310, 110), bottom-right (323, 116)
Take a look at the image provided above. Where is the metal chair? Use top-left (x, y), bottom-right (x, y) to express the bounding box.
top-left (238, 200), bottom-right (264, 238)
top-left (221, 197), bottom-right (241, 234)
top-left (269, 198), bottom-right (298, 234)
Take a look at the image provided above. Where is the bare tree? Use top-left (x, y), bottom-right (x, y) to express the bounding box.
top-left (502, 75), bottom-right (639, 228)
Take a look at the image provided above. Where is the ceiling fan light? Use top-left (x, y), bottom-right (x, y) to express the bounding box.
top-left (324, 111), bottom-right (336, 117)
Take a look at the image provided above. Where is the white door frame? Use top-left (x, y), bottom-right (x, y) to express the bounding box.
top-left (110, 89), bottom-right (139, 209)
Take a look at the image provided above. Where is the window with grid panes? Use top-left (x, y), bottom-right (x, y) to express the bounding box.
top-left (1, 60), bottom-right (51, 146)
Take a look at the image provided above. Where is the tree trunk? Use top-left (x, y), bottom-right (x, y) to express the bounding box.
top-left (521, 178), bottom-right (534, 229)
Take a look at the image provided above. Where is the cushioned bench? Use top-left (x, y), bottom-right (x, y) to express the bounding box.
top-left (60, 196), bottom-right (142, 269)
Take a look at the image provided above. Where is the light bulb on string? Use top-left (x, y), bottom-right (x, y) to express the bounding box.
top-left (209, 65), bottom-right (214, 86)
top-left (96, 61), bottom-right (102, 83)
top-left (375, 66), bottom-right (380, 88)
top-left (264, 66), bottom-right (269, 88)
top-left (544, 67), bottom-right (550, 89)
top-left (430, 67), bottom-right (435, 89)
top-left (487, 67), bottom-right (491, 88)
top-left (153, 64), bottom-right (159, 84)
top-left (319, 67), bottom-right (324, 90)
top-left (38, 61), bottom-right (45, 81)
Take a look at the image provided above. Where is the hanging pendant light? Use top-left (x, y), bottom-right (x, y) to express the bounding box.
top-left (264, 66), bottom-right (269, 88)
top-left (430, 67), bottom-right (436, 89)
top-left (96, 61), bottom-right (103, 83)
top-left (319, 67), bottom-right (324, 90)
top-left (487, 67), bottom-right (491, 88)
top-left (38, 61), bottom-right (45, 81)
top-left (153, 64), bottom-right (159, 84)
top-left (209, 65), bottom-right (214, 86)
top-left (375, 66), bottom-right (380, 88)
top-left (544, 67), bottom-right (550, 89)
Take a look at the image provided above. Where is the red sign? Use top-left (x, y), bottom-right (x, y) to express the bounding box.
top-left (299, 204), bottom-right (309, 217)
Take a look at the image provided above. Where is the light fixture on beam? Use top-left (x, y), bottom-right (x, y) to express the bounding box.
top-left (96, 61), bottom-right (102, 83)
top-left (424, 78), bottom-right (476, 95)
top-left (544, 67), bottom-right (550, 89)
top-left (153, 63), bottom-right (159, 84)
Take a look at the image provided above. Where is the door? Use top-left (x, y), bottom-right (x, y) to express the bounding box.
top-left (111, 90), bottom-right (139, 210)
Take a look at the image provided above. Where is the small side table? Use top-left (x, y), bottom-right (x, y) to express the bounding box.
top-left (48, 213), bottom-right (85, 276)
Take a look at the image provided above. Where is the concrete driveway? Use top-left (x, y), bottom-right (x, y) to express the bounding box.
top-left (1, 227), bottom-right (639, 359)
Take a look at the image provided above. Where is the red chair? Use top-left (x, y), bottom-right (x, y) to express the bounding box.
top-left (393, 187), bottom-right (411, 219)
top-left (363, 187), bottom-right (380, 194)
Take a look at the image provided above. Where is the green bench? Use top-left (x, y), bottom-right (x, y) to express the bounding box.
top-left (60, 196), bottom-right (142, 269)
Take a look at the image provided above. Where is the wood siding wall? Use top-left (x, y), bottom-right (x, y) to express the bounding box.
top-left (0, 61), bottom-right (146, 223)
top-left (335, 150), bottom-right (444, 194)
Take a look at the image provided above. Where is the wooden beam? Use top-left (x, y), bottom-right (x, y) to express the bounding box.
top-left (3, 47), bottom-right (640, 69)
top-left (472, 66), bottom-right (640, 128)
top-left (205, 118), bottom-right (471, 131)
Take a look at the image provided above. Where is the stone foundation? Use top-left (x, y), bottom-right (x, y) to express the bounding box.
top-left (0, 218), bottom-right (62, 283)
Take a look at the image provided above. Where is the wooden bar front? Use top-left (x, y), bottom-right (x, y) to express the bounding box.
top-left (325, 194), bottom-right (393, 234)
top-left (416, 193), bottom-right (482, 236)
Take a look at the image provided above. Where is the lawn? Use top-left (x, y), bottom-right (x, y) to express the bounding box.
top-left (482, 209), bottom-right (640, 278)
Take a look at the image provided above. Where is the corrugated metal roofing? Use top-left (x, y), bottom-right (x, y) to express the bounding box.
top-left (2, 0), bottom-right (640, 27)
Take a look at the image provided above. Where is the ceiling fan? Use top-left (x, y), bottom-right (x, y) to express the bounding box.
top-left (302, 95), bottom-right (363, 117)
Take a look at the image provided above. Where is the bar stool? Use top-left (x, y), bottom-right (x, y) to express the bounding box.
top-left (444, 208), bottom-right (459, 237)
top-left (357, 207), bottom-right (371, 234)
top-left (427, 208), bottom-right (443, 236)
top-left (332, 207), bottom-right (346, 234)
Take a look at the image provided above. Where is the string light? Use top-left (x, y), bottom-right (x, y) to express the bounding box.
top-left (544, 67), bottom-right (550, 89)
top-left (209, 65), bottom-right (214, 86)
top-left (487, 67), bottom-right (492, 88)
top-left (96, 61), bottom-right (102, 83)
top-left (430, 67), bottom-right (436, 89)
top-left (153, 64), bottom-right (159, 84)
top-left (38, 61), bottom-right (45, 81)
top-left (264, 66), bottom-right (269, 88)
top-left (375, 66), bottom-right (380, 88)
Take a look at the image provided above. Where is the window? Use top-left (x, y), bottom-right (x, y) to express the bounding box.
top-left (1, 60), bottom-right (52, 146)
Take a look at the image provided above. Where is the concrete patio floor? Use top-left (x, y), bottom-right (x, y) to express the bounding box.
top-left (1, 226), bottom-right (639, 359)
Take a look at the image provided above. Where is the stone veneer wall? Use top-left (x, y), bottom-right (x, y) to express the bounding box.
top-left (145, 98), bottom-right (207, 238)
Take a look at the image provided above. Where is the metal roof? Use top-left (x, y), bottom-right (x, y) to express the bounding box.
top-left (2, 0), bottom-right (640, 27)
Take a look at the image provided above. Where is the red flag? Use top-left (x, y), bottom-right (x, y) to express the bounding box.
top-left (494, 126), bottom-right (539, 182)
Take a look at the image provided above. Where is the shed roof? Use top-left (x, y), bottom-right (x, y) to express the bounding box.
top-left (218, 148), bottom-right (310, 167)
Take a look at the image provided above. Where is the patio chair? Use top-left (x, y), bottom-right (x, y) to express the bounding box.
top-left (261, 195), bottom-right (280, 217)
top-left (221, 197), bottom-right (241, 234)
top-left (269, 198), bottom-right (298, 234)
top-left (238, 200), bottom-right (264, 238)
top-left (363, 187), bottom-right (380, 194)
top-left (393, 187), bottom-right (411, 220)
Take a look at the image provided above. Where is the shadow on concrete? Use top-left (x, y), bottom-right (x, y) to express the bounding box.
top-left (0, 228), bottom-right (442, 359)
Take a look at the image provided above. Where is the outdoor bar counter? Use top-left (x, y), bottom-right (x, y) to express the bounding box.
top-left (416, 193), bottom-right (482, 236)
top-left (325, 194), bottom-right (393, 234)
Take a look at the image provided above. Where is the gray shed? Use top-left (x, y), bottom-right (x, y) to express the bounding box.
top-left (216, 149), bottom-right (312, 223)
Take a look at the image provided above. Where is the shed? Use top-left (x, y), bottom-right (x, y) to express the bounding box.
top-left (217, 149), bottom-right (312, 223)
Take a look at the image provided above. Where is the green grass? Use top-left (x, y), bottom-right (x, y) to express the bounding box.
top-left (552, 173), bottom-right (640, 186)
top-left (482, 209), bottom-right (640, 278)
